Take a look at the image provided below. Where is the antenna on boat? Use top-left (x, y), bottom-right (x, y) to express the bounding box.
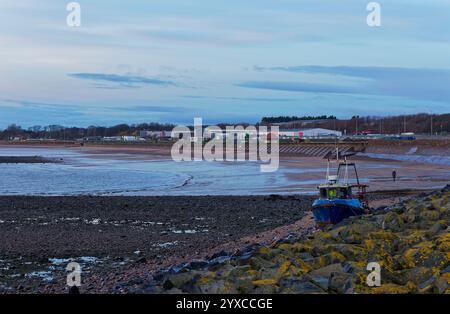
top-left (326, 158), bottom-right (330, 184)
top-left (344, 157), bottom-right (349, 184)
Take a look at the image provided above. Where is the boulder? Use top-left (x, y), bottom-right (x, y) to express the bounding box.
top-left (309, 263), bottom-right (344, 277)
top-left (279, 276), bottom-right (326, 294)
top-left (434, 277), bottom-right (449, 294)
top-left (328, 272), bottom-right (354, 294)
top-left (162, 271), bottom-right (201, 290)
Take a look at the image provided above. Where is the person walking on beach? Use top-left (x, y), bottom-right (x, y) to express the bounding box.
top-left (392, 169), bottom-right (397, 182)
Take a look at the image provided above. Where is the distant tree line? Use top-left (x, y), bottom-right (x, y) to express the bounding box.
top-left (2, 113), bottom-right (450, 140)
top-left (0, 122), bottom-right (175, 140)
top-left (261, 115), bottom-right (337, 124)
top-left (264, 113), bottom-right (450, 135)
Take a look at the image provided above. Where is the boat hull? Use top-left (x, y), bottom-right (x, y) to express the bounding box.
top-left (312, 199), bottom-right (366, 226)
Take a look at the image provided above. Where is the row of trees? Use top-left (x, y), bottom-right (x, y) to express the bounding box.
top-left (262, 113), bottom-right (450, 135)
top-left (261, 115), bottom-right (337, 124)
top-left (0, 123), bottom-right (175, 140)
top-left (2, 113), bottom-right (450, 140)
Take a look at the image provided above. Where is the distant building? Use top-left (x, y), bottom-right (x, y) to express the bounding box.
top-left (204, 128), bottom-right (257, 141)
top-left (121, 136), bottom-right (138, 142)
top-left (84, 136), bottom-right (103, 142)
top-left (103, 136), bottom-right (122, 142)
top-left (140, 130), bottom-right (171, 139)
top-left (204, 127), bottom-right (342, 141)
top-left (278, 128), bottom-right (342, 139)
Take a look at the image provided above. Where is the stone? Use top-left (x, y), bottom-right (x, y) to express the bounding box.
top-left (402, 267), bottom-right (434, 286)
top-left (165, 287), bottom-right (184, 294)
top-left (309, 263), bottom-right (344, 278)
top-left (308, 275), bottom-right (329, 291)
top-left (418, 276), bottom-right (437, 293)
top-left (426, 222), bottom-right (445, 237)
top-left (421, 210), bottom-right (440, 222)
top-left (228, 265), bottom-right (252, 278)
top-left (249, 256), bottom-right (275, 270)
top-left (254, 284), bottom-right (278, 294)
top-left (197, 280), bottom-right (228, 294)
top-left (371, 283), bottom-right (417, 294)
top-left (279, 276), bottom-right (325, 294)
top-left (169, 262), bottom-right (190, 274)
top-left (162, 272), bottom-right (200, 290)
top-left (441, 265), bottom-right (450, 274)
top-left (235, 277), bottom-right (255, 294)
top-left (188, 260), bottom-right (209, 270)
top-left (328, 272), bottom-right (354, 294)
top-left (382, 212), bottom-right (404, 231)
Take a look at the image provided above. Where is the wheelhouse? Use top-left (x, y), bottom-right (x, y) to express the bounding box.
top-left (318, 185), bottom-right (353, 200)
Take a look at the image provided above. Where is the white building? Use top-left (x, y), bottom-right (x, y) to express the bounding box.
top-left (140, 130), bottom-right (170, 139)
top-left (122, 136), bottom-right (139, 142)
top-left (103, 136), bottom-right (122, 142)
top-left (278, 128), bottom-right (342, 139)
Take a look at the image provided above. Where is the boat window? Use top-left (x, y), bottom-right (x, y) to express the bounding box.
top-left (327, 188), bottom-right (337, 199)
top-left (320, 188), bottom-right (327, 199)
top-left (339, 188), bottom-right (349, 198)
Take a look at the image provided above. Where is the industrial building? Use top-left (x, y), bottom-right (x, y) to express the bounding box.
top-left (203, 128), bottom-right (342, 141)
top-left (278, 128), bottom-right (342, 139)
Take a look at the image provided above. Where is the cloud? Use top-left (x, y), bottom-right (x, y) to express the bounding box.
top-left (1, 99), bottom-right (82, 112)
top-left (181, 95), bottom-right (296, 102)
top-left (255, 65), bottom-right (450, 80)
top-left (236, 81), bottom-right (359, 95)
top-left (241, 66), bottom-right (450, 103)
top-left (67, 73), bottom-right (177, 88)
top-left (113, 105), bottom-right (188, 113)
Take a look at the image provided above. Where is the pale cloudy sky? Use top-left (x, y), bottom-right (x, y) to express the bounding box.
top-left (0, 0), bottom-right (449, 127)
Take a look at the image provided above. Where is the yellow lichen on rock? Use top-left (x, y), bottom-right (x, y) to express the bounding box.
top-left (277, 261), bottom-right (291, 277)
top-left (153, 187), bottom-right (450, 294)
top-left (252, 279), bottom-right (277, 286)
top-left (371, 282), bottom-right (417, 294)
top-left (436, 233), bottom-right (450, 252)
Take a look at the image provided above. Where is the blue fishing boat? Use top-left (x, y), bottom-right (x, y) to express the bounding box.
top-left (312, 158), bottom-right (369, 227)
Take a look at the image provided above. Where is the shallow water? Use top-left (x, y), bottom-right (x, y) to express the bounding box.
top-left (2, 147), bottom-right (442, 196)
top-left (360, 152), bottom-right (450, 166)
top-left (0, 147), bottom-right (300, 196)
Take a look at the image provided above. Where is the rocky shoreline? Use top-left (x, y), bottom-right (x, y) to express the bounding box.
top-left (139, 188), bottom-right (450, 294)
top-left (0, 191), bottom-right (445, 294)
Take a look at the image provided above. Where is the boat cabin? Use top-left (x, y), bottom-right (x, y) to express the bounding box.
top-left (318, 184), bottom-right (353, 200)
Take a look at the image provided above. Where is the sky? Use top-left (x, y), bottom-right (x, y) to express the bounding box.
top-left (0, 0), bottom-right (449, 128)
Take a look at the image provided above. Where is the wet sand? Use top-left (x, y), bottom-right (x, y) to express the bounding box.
top-left (281, 155), bottom-right (450, 192)
top-left (2, 143), bottom-right (450, 193)
top-left (0, 195), bottom-right (311, 293)
top-left (75, 144), bottom-right (450, 191)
